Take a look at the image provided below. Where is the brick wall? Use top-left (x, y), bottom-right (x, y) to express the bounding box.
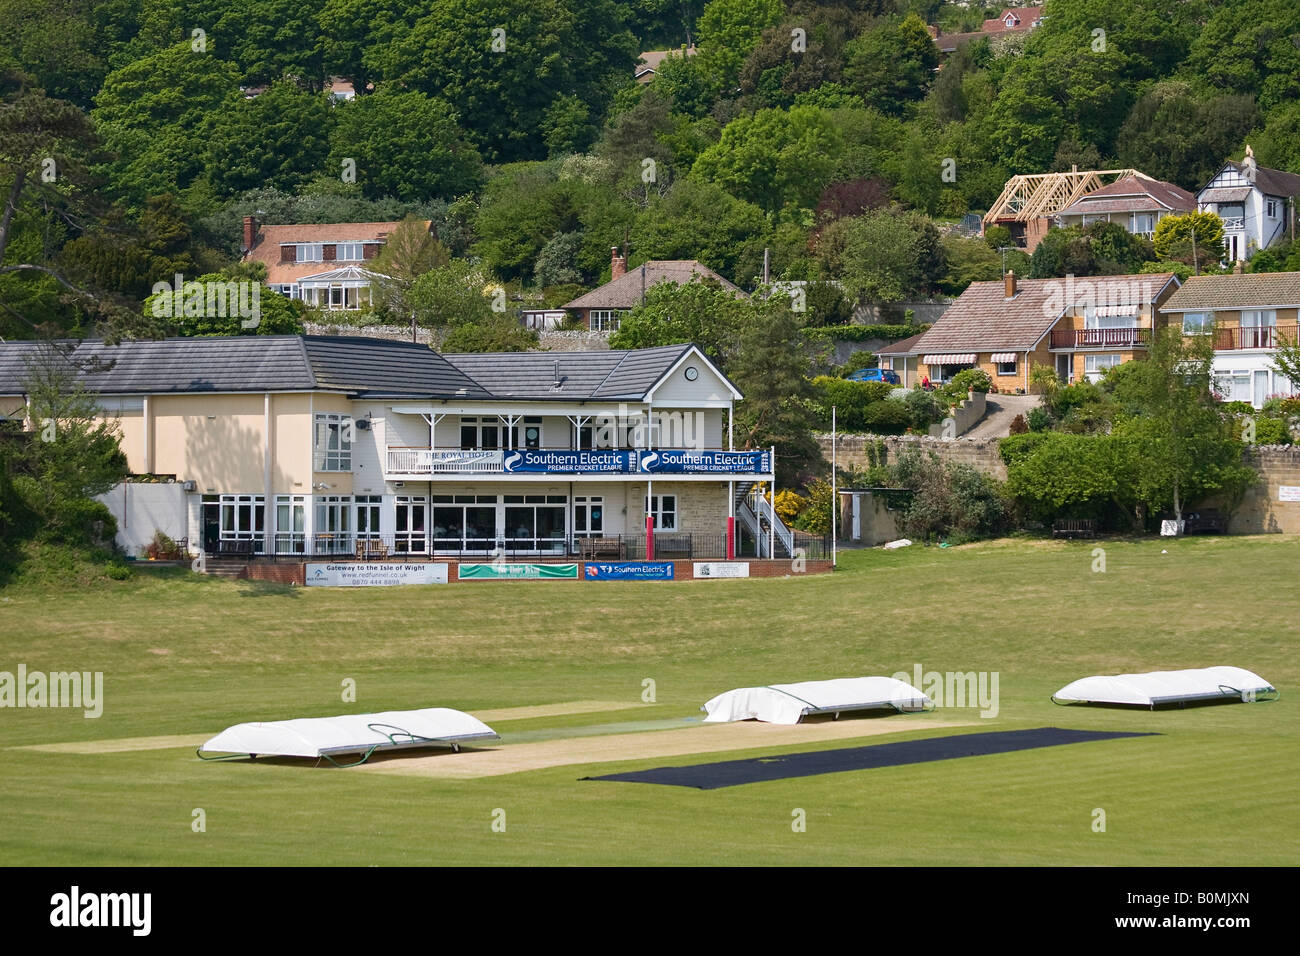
top-left (1223, 446), bottom-right (1300, 533)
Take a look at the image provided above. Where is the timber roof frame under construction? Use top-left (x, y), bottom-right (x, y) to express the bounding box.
top-left (984, 168), bottom-right (1143, 226)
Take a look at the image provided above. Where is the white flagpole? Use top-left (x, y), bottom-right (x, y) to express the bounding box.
top-left (769, 444), bottom-right (776, 561)
top-left (832, 405), bottom-right (837, 568)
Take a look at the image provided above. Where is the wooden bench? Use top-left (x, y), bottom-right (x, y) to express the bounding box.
top-left (578, 537), bottom-right (622, 560)
top-left (356, 537), bottom-right (389, 559)
top-left (214, 539), bottom-right (256, 558)
top-left (1183, 510), bottom-right (1224, 535)
top-left (1051, 519), bottom-right (1097, 539)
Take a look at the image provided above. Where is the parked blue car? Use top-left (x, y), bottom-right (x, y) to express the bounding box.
top-left (846, 368), bottom-right (901, 385)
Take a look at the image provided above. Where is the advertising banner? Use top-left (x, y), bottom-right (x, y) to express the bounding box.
top-left (306, 563), bottom-right (448, 586)
top-left (638, 449), bottom-right (770, 474)
top-left (458, 563), bottom-right (579, 580)
top-left (502, 449), bottom-right (634, 473)
top-left (693, 562), bottom-right (750, 578)
top-left (583, 561), bottom-right (675, 580)
top-left (1279, 486), bottom-right (1300, 502)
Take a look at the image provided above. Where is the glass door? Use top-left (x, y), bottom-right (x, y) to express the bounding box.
top-left (395, 496), bottom-right (427, 553)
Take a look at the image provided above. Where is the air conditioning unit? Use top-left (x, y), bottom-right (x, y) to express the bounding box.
top-left (355, 419), bottom-right (370, 430)
top-left (182, 480), bottom-right (196, 492)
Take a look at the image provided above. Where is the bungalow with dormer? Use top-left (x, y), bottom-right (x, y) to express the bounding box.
top-left (1197, 148), bottom-right (1300, 263)
top-left (527, 250), bottom-right (745, 332)
top-left (1054, 173), bottom-right (1195, 238)
top-left (0, 336), bottom-right (801, 568)
top-left (240, 217), bottom-right (426, 310)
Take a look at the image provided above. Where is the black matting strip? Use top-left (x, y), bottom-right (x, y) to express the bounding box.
top-left (581, 727), bottom-right (1159, 789)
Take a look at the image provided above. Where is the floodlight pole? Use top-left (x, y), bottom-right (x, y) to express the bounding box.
top-left (831, 406), bottom-right (837, 568)
top-left (770, 445), bottom-right (776, 562)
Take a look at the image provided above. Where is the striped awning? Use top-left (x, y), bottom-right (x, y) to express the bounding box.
top-left (923, 354), bottom-right (976, 365)
top-left (989, 353), bottom-right (1018, 363)
top-left (1199, 187), bottom-right (1252, 204)
top-left (1091, 305), bottom-right (1140, 317)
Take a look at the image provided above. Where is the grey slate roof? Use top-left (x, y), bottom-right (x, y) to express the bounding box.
top-left (0, 336), bottom-right (719, 403)
top-left (443, 344), bottom-right (696, 400)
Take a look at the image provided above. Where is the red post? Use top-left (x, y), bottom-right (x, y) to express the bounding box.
top-left (726, 516), bottom-right (735, 560)
top-left (645, 514), bottom-right (655, 560)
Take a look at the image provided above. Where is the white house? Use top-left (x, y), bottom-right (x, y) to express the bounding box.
top-left (1196, 147), bottom-right (1300, 264)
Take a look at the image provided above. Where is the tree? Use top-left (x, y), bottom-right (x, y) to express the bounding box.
top-left (692, 106), bottom-right (844, 214)
top-left (407, 260), bottom-right (496, 328)
top-left (1184, 0), bottom-right (1300, 113)
top-left (696, 0), bottom-right (785, 94)
top-left (143, 274), bottom-right (303, 336)
top-left (1108, 327), bottom-right (1254, 523)
top-left (0, 70), bottom-right (147, 337)
top-left (1115, 82), bottom-right (1258, 190)
top-left (937, 235), bottom-right (1001, 295)
top-left (367, 0), bottom-right (637, 163)
top-left (12, 341), bottom-right (128, 547)
top-left (842, 14), bottom-right (939, 115)
top-left (440, 314), bottom-right (539, 352)
top-left (608, 278), bottom-right (749, 363)
top-left (327, 90), bottom-right (483, 202)
top-left (92, 43), bottom-right (242, 205)
top-left (534, 232), bottom-right (584, 286)
top-left (630, 178), bottom-right (767, 279)
top-left (369, 217), bottom-right (452, 316)
top-left (204, 81), bottom-right (334, 197)
top-left (472, 161), bottom-right (578, 281)
top-left (817, 207), bottom-right (945, 303)
top-left (1153, 212), bottom-right (1225, 269)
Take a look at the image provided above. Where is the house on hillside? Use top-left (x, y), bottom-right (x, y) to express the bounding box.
top-left (913, 271), bottom-right (1181, 389)
top-left (1159, 271), bottom-right (1300, 407)
top-left (933, 5), bottom-right (1043, 55)
top-left (1054, 174), bottom-right (1196, 238)
top-left (240, 217), bottom-right (427, 311)
top-left (635, 47), bottom-right (696, 83)
top-left (0, 336), bottom-right (795, 561)
top-left (1196, 147), bottom-right (1300, 264)
top-left (875, 332), bottom-right (928, 388)
top-left (983, 167), bottom-right (1145, 252)
top-left (527, 250), bottom-right (745, 333)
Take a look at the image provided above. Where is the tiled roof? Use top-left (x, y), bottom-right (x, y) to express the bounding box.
top-left (1057, 175), bottom-right (1196, 217)
top-left (1204, 162), bottom-right (1300, 200)
top-left (243, 221), bottom-right (420, 285)
top-left (1161, 272), bottom-right (1300, 312)
top-left (874, 332), bottom-right (929, 356)
top-left (443, 345), bottom-right (696, 400)
top-left (562, 261), bottom-right (744, 310)
top-left (916, 274), bottom-right (1177, 353)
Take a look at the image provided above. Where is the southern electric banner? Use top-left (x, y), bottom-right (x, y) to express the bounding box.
top-left (503, 450), bottom-right (634, 473)
top-left (458, 563), bottom-right (579, 580)
top-left (583, 561), bottom-right (675, 580)
top-left (638, 450), bottom-right (771, 474)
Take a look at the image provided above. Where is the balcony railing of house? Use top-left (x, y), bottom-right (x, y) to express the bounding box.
top-left (1221, 217), bottom-right (1245, 230)
top-left (1212, 324), bottom-right (1298, 350)
top-left (384, 446), bottom-right (773, 476)
top-left (1049, 328), bottom-right (1150, 349)
top-left (236, 530), bottom-right (830, 562)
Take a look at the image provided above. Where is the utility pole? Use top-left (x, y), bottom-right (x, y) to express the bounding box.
top-left (1192, 225), bottom-right (1199, 276)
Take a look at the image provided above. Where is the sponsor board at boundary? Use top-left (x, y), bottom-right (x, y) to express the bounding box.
top-left (693, 561), bottom-right (750, 578)
top-left (459, 563), bottom-right (579, 580)
top-left (583, 561), bottom-right (675, 580)
top-left (307, 563), bottom-right (449, 586)
top-left (504, 450), bottom-right (634, 473)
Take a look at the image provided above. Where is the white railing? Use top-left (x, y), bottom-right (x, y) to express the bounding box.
top-left (386, 448), bottom-right (504, 474)
top-left (1221, 217), bottom-right (1245, 230)
top-left (742, 487), bottom-right (795, 558)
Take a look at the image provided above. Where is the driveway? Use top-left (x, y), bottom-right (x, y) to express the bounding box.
top-left (963, 393), bottom-right (1041, 439)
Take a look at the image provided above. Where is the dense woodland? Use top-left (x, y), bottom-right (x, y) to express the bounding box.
top-left (3, 0), bottom-right (1300, 343)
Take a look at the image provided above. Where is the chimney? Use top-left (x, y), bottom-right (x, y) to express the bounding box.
top-left (611, 247), bottom-right (627, 280)
top-left (242, 216), bottom-right (258, 254)
top-left (1005, 270), bottom-right (1017, 299)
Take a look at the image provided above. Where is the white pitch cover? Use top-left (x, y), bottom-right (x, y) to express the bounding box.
top-left (703, 676), bottom-right (932, 724)
top-left (200, 707), bottom-right (498, 758)
top-left (1052, 666), bottom-right (1275, 707)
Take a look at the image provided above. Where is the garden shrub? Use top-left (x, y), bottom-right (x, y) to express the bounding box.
top-left (1026, 407), bottom-right (1052, 431)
